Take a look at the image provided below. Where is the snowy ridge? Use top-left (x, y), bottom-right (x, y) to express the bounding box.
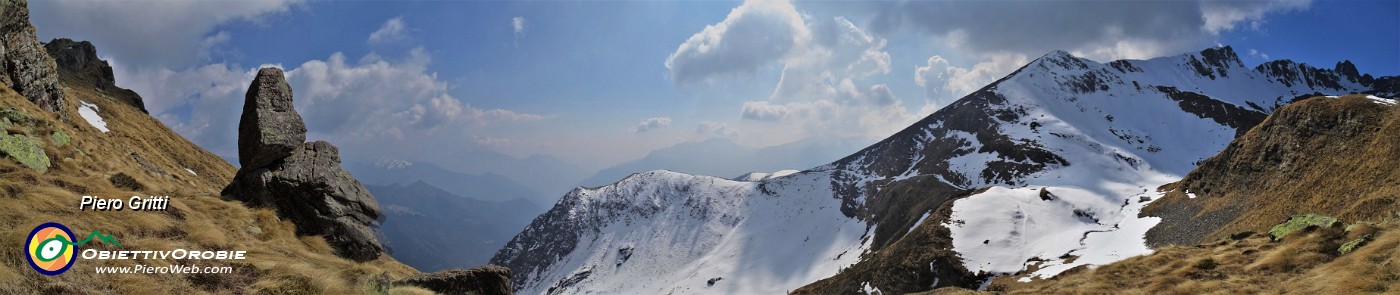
top-left (494, 46), bottom-right (1390, 293)
top-left (494, 170), bottom-right (870, 294)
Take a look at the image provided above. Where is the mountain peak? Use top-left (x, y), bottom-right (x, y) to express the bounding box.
top-left (1029, 49), bottom-right (1090, 71)
top-left (43, 38), bottom-right (149, 113)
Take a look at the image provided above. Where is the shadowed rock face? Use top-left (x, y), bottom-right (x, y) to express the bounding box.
top-left (223, 67), bottom-right (382, 261)
top-left (238, 68), bottom-right (307, 170)
top-left (0, 0), bottom-right (64, 115)
top-left (396, 265), bottom-right (513, 295)
top-left (43, 38), bottom-right (147, 113)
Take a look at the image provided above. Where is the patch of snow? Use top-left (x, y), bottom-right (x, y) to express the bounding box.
top-left (861, 281), bottom-right (882, 295)
top-left (185, 168), bottom-right (197, 175)
top-left (77, 100), bottom-right (109, 133)
top-left (907, 210), bottom-right (932, 234)
top-left (733, 169), bottom-right (802, 181)
top-left (1367, 95), bottom-right (1396, 105)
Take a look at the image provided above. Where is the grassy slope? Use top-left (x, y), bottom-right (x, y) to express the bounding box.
top-left (1145, 95), bottom-right (1400, 246)
top-left (0, 75), bottom-right (428, 293)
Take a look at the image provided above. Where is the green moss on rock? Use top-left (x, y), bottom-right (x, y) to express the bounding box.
top-left (0, 133), bottom-right (48, 172)
top-left (49, 130), bottom-right (69, 146)
top-left (1269, 214), bottom-right (1338, 241)
top-left (1339, 234), bottom-right (1373, 254)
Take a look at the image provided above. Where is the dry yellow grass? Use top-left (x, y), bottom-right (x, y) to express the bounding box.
top-left (990, 220), bottom-right (1400, 294)
top-left (0, 78), bottom-right (418, 293)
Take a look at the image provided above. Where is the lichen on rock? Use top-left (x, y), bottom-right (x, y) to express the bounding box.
top-left (0, 133), bottom-right (48, 172)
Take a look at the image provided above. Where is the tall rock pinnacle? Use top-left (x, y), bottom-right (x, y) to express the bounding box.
top-left (223, 67), bottom-right (384, 262)
top-left (237, 68), bottom-right (307, 169)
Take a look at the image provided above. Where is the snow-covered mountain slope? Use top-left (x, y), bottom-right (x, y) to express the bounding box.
top-left (493, 46), bottom-right (1394, 294)
top-left (493, 170), bottom-right (870, 294)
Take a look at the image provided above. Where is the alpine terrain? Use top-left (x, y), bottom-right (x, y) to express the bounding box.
top-left (492, 46), bottom-right (1396, 294)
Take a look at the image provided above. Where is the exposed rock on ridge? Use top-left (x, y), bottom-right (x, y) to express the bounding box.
top-left (0, 0), bottom-right (64, 115)
top-left (43, 38), bottom-right (147, 113)
top-left (222, 67), bottom-right (383, 261)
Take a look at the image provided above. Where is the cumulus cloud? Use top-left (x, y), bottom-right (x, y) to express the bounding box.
top-left (664, 0), bottom-right (809, 84)
top-left (1201, 0), bottom-right (1310, 34)
top-left (631, 117), bottom-right (672, 134)
top-left (695, 121), bottom-right (738, 138)
top-left (368, 16), bottom-right (408, 44)
top-left (115, 48), bottom-right (546, 157)
top-left (29, 0), bottom-right (303, 68)
top-left (670, 0), bottom-right (917, 140)
top-left (915, 53), bottom-right (1029, 113)
top-left (286, 48), bottom-right (547, 140)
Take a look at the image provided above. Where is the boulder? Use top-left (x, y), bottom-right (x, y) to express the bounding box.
top-left (224, 68), bottom-right (382, 261)
top-left (43, 38), bottom-right (147, 113)
top-left (225, 141), bottom-right (383, 261)
top-left (237, 68), bottom-right (306, 169)
top-left (396, 265), bottom-right (513, 295)
top-left (0, 0), bottom-right (65, 115)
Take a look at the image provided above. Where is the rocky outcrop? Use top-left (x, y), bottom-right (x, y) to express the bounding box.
top-left (237, 68), bottom-right (306, 169)
top-left (43, 38), bottom-right (147, 113)
top-left (0, 0), bottom-right (65, 115)
top-left (222, 67), bottom-right (382, 262)
top-left (396, 265), bottom-right (513, 295)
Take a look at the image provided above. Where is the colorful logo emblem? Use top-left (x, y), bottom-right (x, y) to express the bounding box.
top-left (26, 222), bottom-right (77, 276)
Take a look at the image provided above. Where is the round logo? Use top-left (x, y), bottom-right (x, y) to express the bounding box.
top-left (26, 222), bottom-right (76, 276)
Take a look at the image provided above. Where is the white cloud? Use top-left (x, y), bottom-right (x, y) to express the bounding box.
top-left (29, 0), bottom-right (303, 68)
top-left (512, 16), bottom-right (527, 45)
top-left (695, 121), bottom-right (738, 138)
top-left (670, 0), bottom-right (916, 141)
top-left (1247, 48), bottom-right (1271, 60)
top-left (664, 0), bottom-right (809, 84)
top-left (915, 52), bottom-right (1028, 113)
top-left (116, 48), bottom-right (547, 158)
top-left (873, 0), bottom-right (1310, 62)
top-left (632, 117), bottom-right (672, 134)
top-left (1201, 0), bottom-right (1310, 34)
top-left (368, 16), bottom-right (408, 44)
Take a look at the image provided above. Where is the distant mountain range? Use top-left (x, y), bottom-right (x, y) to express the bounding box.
top-left (346, 160), bottom-right (546, 206)
top-left (369, 181), bottom-right (539, 272)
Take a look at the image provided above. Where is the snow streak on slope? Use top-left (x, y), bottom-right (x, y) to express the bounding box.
top-left (496, 170), bottom-right (870, 294)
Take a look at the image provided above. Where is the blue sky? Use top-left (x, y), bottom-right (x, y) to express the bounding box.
top-left (27, 0), bottom-right (1399, 171)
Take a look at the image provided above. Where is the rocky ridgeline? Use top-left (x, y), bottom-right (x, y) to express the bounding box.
top-left (221, 68), bottom-right (385, 261)
top-left (0, 0), bottom-right (64, 116)
top-left (43, 38), bottom-right (147, 113)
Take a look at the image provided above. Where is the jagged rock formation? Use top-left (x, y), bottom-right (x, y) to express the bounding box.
top-left (396, 265), bottom-right (513, 295)
top-left (0, 0), bottom-right (64, 115)
top-left (222, 68), bottom-right (383, 262)
top-left (43, 38), bottom-right (147, 113)
top-left (1145, 94), bottom-right (1400, 246)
